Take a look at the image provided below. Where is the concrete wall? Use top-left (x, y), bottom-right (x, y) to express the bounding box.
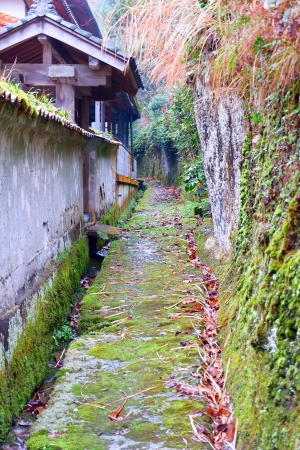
top-left (117, 144), bottom-right (136, 178)
top-left (117, 182), bottom-right (138, 212)
top-left (85, 137), bottom-right (118, 221)
top-left (137, 146), bottom-right (178, 185)
top-left (85, 142), bottom-right (138, 219)
top-left (116, 145), bottom-right (138, 212)
top-left (194, 78), bottom-right (244, 253)
top-left (0, 102), bottom-right (88, 315)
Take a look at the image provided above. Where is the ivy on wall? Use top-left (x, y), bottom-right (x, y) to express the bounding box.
top-left (134, 85), bottom-right (206, 193)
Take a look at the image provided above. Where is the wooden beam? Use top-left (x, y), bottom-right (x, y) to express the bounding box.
top-left (0, 19), bottom-right (126, 70)
top-left (55, 83), bottom-right (75, 121)
top-left (52, 47), bottom-right (67, 64)
top-left (0, 18), bottom-right (139, 95)
top-left (75, 89), bottom-right (82, 100)
top-left (49, 65), bottom-right (77, 85)
top-left (37, 33), bottom-right (52, 64)
top-left (116, 174), bottom-right (138, 186)
top-left (42, 20), bottom-right (126, 71)
top-left (81, 96), bottom-right (90, 132)
top-left (3, 63), bottom-right (111, 87)
top-left (51, 40), bottom-right (73, 64)
top-left (89, 89), bottom-right (118, 101)
top-left (89, 56), bottom-right (100, 71)
top-left (77, 86), bottom-right (91, 97)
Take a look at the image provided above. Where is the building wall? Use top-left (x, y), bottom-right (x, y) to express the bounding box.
top-left (86, 141), bottom-right (138, 220)
top-left (117, 144), bottom-right (135, 178)
top-left (117, 183), bottom-right (138, 213)
top-left (86, 137), bottom-right (118, 221)
top-left (0, 102), bottom-right (87, 315)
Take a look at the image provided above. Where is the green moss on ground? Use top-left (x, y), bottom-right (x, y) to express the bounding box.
top-left (219, 93), bottom-right (300, 449)
top-left (27, 184), bottom-right (208, 450)
top-left (0, 238), bottom-right (89, 441)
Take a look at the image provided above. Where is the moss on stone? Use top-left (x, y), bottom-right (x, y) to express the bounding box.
top-left (27, 184), bottom-right (210, 450)
top-left (219, 94), bottom-right (300, 449)
top-left (0, 238), bottom-right (89, 441)
top-left (100, 203), bottom-right (120, 227)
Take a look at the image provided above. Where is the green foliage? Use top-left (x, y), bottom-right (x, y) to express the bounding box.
top-left (134, 84), bottom-right (206, 193)
top-left (100, 202), bottom-right (120, 227)
top-left (53, 320), bottom-right (73, 346)
top-left (134, 85), bottom-right (200, 159)
top-left (181, 160), bottom-right (206, 195)
top-left (194, 197), bottom-right (211, 218)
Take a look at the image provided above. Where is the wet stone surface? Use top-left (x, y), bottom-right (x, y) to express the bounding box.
top-left (27, 184), bottom-right (209, 450)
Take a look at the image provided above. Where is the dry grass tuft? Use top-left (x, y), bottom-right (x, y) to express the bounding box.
top-left (104, 0), bottom-right (300, 106)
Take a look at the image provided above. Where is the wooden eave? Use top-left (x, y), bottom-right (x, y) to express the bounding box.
top-left (0, 15), bottom-right (140, 96)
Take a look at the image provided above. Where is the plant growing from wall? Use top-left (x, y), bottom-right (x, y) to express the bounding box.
top-left (0, 81), bottom-right (74, 121)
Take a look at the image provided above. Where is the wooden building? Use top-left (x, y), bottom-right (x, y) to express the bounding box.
top-left (0, 0), bottom-right (142, 147)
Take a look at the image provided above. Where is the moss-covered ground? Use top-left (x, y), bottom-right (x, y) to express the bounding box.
top-left (27, 184), bottom-right (215, 450)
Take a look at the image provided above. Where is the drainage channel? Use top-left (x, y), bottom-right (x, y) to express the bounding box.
top-left (0, 242), bottom-right (108, 450)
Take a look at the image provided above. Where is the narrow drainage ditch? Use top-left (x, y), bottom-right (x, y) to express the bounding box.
top-left (0, 238), bottom-right (110, 450)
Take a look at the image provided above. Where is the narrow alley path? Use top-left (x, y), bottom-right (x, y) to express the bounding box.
top-left (27, 184), bottom-right (229, 450)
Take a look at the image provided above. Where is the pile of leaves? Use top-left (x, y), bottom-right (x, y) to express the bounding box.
top-left (25, 391), bottom-right (50, 417)
top-left (184, 231), bottom-right (236, 450)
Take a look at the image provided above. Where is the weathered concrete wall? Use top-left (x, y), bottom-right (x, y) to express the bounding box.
top-left (194, 78), bottom-right (244, 253)
top-left (117, 144), bottom-right (137, 178)
top-left (137, 147), bottom-right (178, 185)
top-left (0, 101), bottom-right (87, 315)
top-left (117, 183), bottom-right (138, 213)
top-left (85, 142), bottom-right (138, 221)
top-left (86, 137), bottom-right (118, 221)
top-left (116, 145), bottom-right (138, 212)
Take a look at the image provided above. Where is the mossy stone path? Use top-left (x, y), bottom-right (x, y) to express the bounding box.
top-left (27, 184), bottom-right (209, 450)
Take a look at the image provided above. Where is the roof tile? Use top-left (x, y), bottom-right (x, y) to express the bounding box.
top-left (89, 36), bottom-right (102, 45)
top-left (0, 12), bottom-right (20, 29)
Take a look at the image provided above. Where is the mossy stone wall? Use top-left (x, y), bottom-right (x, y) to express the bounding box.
top-left (137, 146), bottom-right (178, 185)
top-left (219, 95), bottom-right (300, 449)
top-left (0, 238), bottom-right (89, 441)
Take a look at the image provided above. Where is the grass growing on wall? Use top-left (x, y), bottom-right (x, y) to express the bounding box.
top-left (0, 238), bottom-right (89, 441)
top-left (100, 203), bottom-right (120, 227)
top-left (0, 81), bottom-right (74, 121)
